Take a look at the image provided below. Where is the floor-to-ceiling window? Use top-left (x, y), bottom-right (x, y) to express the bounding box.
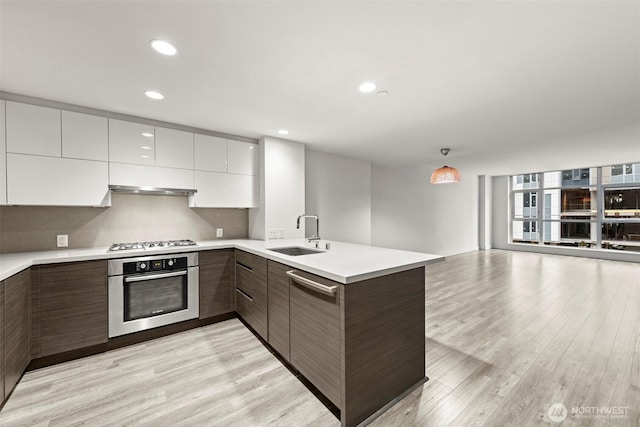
top-left (510, 163), bottom-right (640, 252)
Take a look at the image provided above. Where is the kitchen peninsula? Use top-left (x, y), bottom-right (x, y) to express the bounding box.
top-left (0, 239), bottom-right (442, 426)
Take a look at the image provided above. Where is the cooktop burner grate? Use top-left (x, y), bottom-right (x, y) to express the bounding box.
top-left (108, 239), bottom-right (197, 252)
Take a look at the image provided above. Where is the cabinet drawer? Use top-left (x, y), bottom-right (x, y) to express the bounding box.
top-left (234, 250), bottom-right (267, 340)
top-left (236, 263), bottom-right (254, 294)
top-left (235, 250), bottom-right (255, 269)
top-left (235, 287), bottom-right (267, 339)
top-left (235, 287), bottom-right (255, 320)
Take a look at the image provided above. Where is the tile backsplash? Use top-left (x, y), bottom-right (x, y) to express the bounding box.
top-left (0, 193), bottom-right (248, 253)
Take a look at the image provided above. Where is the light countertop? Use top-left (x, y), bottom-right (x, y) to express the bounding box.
top-left (0, 239), bottom-right (443, 284)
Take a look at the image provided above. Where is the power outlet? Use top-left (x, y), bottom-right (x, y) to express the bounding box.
top-left (216, 228), bottom-right (224, 238)
top-left (56, 234), bottom-right (68, 248)
top-left (278, 228), bottom-right (285, 239)
top-left (267, 228), bottom-right (279, 240)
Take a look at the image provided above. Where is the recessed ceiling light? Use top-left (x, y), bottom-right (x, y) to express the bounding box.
top-left (141, 155), bottom-right (150, 159)
top-left (278, 129), bottom-right (289, 135)
top-left (377, 90), bottom-right (389, 97)
top-left (145, 90), bottom-right (164, 100)
top-left (141, 145), bottom-right (152, 150)
top-left (150, 39), bottom-right (177, 56)
top-left (141, 133), bottom-right (154, 138)
top-left (359, 82), bottom-right (376, 93)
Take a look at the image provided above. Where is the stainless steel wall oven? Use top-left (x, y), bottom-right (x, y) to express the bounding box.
top-left (108, 253), bottom-right (199, 338)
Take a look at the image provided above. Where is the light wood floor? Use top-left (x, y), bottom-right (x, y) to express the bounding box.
top-left (1, 250), bottom-right (638, 426)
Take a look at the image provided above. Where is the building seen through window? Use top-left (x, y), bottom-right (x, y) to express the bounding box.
top-left (511, 163), bottom-right (640, 252)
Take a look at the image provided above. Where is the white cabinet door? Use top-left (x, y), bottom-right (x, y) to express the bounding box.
top-left (227, 140), bottom-right (257, 175)
top-left (0, 101), bottom-right (6, 205)
top-left (194, 134), bottom-right (227, 173)
top-left (7, 154), bottom-right (109, 206)
top-left (6, 102), bottom-right (61, 157)
top-left (191, 171), bottom-right (257, 208)
top-left (62, 111), bottom-right (108, 161)
top-left (155, 127), bottom-right (194, 169)
top-left (109, 163), bottom-right (195, 189)
top-left (108, 119), bottom-right (155, 165)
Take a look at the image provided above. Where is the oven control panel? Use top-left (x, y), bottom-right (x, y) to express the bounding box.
top-left (122, 257), bottom-right (188, 274)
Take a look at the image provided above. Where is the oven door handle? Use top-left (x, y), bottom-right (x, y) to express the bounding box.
top-left (124, 270), bottom-right (188, 283)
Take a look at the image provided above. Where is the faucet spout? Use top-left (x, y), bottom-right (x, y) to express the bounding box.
top-left (296, 214), bottom-right (320, 242)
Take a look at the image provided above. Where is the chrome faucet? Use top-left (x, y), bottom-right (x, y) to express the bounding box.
top-left (296, 214), bottom-right (320, 242)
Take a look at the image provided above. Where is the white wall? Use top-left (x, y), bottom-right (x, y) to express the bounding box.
top-left (305, 150), bottom-right (371, 245)
top-left (371, 164), bottom-right (479, 256)
top-left (249, 136), bottom-right (305, 240)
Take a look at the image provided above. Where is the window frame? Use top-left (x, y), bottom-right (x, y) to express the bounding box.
top-left (510, 165), bottom-right (640, 252)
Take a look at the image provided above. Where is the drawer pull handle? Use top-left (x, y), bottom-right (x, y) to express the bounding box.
top-left (236, 262), bottom-right (253, 272)
top-left (236, 288), bottom-right (253, 301)
top-left (286, 270), bottom-right (337, 296)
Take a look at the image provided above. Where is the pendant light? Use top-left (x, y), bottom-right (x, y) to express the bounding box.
top-left (430, 148), bottom-right (461, 184)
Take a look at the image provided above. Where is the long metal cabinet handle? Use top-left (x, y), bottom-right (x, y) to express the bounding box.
top-left (236, 288), bottom-right (253, 301)
top-left (124, 270), bottom-right (187, 283)
top-left (286, 270), bottom-right (337, 296)
top-left (236, 262), bottom-right (253, 272)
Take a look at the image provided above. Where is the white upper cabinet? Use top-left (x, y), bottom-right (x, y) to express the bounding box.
top-left (155, 127), bottom-right (194, 170)
top-left (194, 134), bottom-right (227, 173)
top-left (7, 153), bottom-right (109, 206)
top-left (109, 163), bottom-right (194, 189)
top-left (191, 171), bottom-right (257, 208)
top-left (227, 140), bottom-right (257, 175)
top-left (6, 101), bottom-right (61, 157)
top-left (0, 101), bottom-right (6, 205)
top-left (108, 119), bottom-right (155, 165)
top-left (62, 110), bottom-right (108, 161)
top-left (0, 100), bottom-right (257, 208)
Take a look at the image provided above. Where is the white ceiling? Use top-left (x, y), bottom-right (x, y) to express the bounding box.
top-left (1, 1), bottom-right (638, 174)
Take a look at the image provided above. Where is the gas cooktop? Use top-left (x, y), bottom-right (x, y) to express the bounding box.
top-left (108, 239), bottom-right (198, 252)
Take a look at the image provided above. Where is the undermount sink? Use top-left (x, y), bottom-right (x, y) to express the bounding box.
top-left (269, 246), bottom-right (324, 256)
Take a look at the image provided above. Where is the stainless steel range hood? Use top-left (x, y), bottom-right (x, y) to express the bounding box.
top-left (108, 185), bottom-right (197, 196)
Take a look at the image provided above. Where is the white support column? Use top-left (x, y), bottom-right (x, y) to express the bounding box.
top-left (478, 175), bottom-right (493, 250)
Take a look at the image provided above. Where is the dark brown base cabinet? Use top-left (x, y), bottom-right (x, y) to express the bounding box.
top-left (271, 265), bottom-right (426, 427)
top-left (199, 249), bottom-right (235, 319)
top-left (0, 250), bottom-right (425, 427)
top-left (340, 267), bottom-right (426, 426)
top-left (266, 261), bottom-right (290, 361)
top-left (3, 269), bottom-right (30, 401)
top-left (234, 250), bottom-right (267, 340)
top-left (31, 261), bottom-right (108, 359)
top-left (289, 271), bottom-right (341, 406)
